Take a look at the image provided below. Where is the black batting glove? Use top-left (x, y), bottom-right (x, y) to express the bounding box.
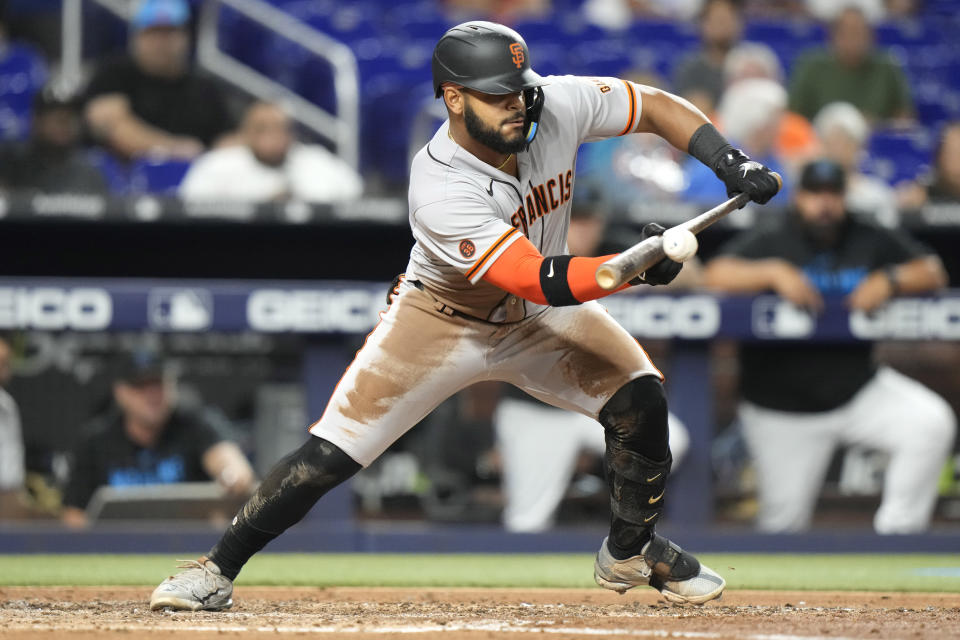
top-left (628, 223), bottom-right (683, 286)
top-left (714, 148), bottom-right (781, 205)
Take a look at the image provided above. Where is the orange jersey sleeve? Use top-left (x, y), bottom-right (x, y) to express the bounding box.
top-left (482, 234), bottom-right (628, 305)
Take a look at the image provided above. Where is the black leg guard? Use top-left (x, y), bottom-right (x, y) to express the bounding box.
top-left (599, 376), bottom-right (672, 559)
top-left (208, 436), bottom-right (361, 580)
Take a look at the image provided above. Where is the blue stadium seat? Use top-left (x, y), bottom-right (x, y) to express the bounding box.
top-left (628, 18), bottom-right (698, 49)
top-left (362, 77), bottom-right (433, 184)
top-left (743, 19), bottom-right (825, 72)
top-left (301, 6), bottom-right (380, 44)
top-left (384, 13), bottom-right (453, 40)
top-left (864, 127), bottom-right (935, 185)
top-left (508, 18), bottom-right (559, 46)
top-left (875, 20), bottom-right (940, 47)
top-left (524, 43), bottom-right (567, 79)
top-left (922, 0), bottom-right (960, 16)
top-left (568, 40), bottom-right (632, 77)
top-left (85, 149), bottom-right (131, 195)
top-left (129, 158), bottom-right (193, 195)
top-left (0, 44), bottom-right (48, 141)
top-left (217, 5), bottom-right (271, 73)
top-left (271, 0), bottom-right (337, 19)
top-left (744, 19), bottom-right (825, 44)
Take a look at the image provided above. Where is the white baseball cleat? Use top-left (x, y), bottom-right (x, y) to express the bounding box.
top-left (594, 535), bottom-right (725, 604)
top-left (150, 557), bottom-right (234, 611)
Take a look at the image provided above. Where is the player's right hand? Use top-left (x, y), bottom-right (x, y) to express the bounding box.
top-left (714, 148), bottom-right (781, 204)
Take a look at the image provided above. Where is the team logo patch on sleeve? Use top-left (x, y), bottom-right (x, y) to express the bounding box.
top-left (459, 239), bottom-right (476, 258)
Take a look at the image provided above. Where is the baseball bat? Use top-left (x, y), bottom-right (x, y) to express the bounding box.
top-left (594, 173), bottom-right (782, 290)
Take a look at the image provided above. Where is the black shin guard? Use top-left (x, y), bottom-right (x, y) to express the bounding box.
top-left (208, 436), bottom-right (361, 580)
top-left (599, 376), bottom-right (672, 559)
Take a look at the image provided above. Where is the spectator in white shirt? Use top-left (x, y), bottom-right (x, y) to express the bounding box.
top-left (0, 335), bottom-right (25, 519)
top-left (179, 100), bottom-right (363, 206)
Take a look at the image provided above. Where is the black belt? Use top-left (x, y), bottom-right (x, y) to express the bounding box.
top-left (408, 279), bottom-right (466, 319)
top-left (407, 279), bottom-right (503, 323)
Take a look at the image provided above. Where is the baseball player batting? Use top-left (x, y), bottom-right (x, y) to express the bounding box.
top-left (150, 21), bottom-right (780, 610)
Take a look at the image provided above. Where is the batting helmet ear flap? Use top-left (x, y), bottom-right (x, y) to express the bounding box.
top-left (523, 86), bottom-right (544, 145)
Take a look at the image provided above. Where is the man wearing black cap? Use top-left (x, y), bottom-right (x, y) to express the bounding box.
top-left (60, 351), bottom-right (255, 529)
top-left (704, 158), bottom-right (956, 534)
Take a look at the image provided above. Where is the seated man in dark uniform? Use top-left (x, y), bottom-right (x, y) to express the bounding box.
top-left (61, 351), bottom-right (255, 528)
top-left (704, 159), bottom-right (955, 533)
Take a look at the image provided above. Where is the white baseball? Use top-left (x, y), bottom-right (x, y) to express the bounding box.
top-left (661, 227), bottom-right (698, 262)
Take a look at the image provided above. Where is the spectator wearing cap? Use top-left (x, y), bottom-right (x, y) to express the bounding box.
top-left (0, 87), bottom-right (108, 194)
top-left (0, 334), bottom-right (26, 519)
top-left (179, 100), bottom-right (363, 206)
top-left (83, 0), bottom-right (235, 160)
top-left (60, 351), bottom-right (255, 528)
top-left (702, 159), bottom-right (955, 534)
top-left (788, 6), bottom-right (913, 123)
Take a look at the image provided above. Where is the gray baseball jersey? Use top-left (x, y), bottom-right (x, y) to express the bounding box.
top-left (310, 76), bottom-right (659, 466)
top-left (404, 75), bottom-right (642, 322)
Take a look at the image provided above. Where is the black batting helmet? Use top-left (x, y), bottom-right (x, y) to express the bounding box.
top-left (432, 21), bottom-right (546, 144)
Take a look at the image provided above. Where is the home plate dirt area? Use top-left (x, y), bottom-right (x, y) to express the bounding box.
top-left (1, 587), bottom-right (958, 639)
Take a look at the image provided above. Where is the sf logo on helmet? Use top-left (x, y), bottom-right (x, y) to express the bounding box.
top-left (509, 43), bottom-right (525, 69)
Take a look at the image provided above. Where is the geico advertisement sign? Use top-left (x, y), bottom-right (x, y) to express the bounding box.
top-left (850, 298), bottom-right (960, 339)
top-left (247, 289), bottom-right (382, 332)
top-left (0, 287), bottom-right (112, 330)
top-left (603, 295), bottom-right (721, 339)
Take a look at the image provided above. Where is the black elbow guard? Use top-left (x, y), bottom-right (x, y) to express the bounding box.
top-left (540, 255), bottom-right (580, 306)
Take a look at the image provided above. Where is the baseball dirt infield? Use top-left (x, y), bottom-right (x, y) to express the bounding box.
top-left (2, 586), bottom-right (958, 639)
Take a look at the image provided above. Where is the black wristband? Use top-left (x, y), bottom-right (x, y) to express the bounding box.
top-left (688, 123), bottom-right (733, 174)
top-left (539, 255), bottom-right (580, 306)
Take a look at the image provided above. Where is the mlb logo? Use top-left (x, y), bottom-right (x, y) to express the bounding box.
top-left (148, 289), bottom-right (213, 331)
top-left (751, 296), bottom-right (815, 339)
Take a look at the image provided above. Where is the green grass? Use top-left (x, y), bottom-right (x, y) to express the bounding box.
top-left (0, 553), bottom-right (959, 592)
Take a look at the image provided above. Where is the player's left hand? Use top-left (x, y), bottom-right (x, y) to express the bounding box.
top-left (715, 148), bottom-right (781, 204)
top-left (630, 223), bottom-right (683, 286)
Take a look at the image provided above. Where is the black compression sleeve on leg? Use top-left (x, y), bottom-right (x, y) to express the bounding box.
top-left (539, 255), bottom-right (579, 306)
top-left (599, 376), bottom-right (672, 560)
top-left (208, 436), bottom-right (361, 580)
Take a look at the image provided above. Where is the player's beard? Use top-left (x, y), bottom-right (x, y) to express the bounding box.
top-left (463, 101), bottom-right (529, 155)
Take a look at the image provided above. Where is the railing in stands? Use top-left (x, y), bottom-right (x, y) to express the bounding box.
top-left (196, 0), bottom-right (359, 169)
top-left (59, 0), bottom-right (360, 169)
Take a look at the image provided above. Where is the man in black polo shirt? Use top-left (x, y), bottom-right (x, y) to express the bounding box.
top-left (61, 351), bottom-right (255, 528)
top-left (704, 159), bottom-right (956, 533)
top-left (83, 0), bottom-right (235, 160)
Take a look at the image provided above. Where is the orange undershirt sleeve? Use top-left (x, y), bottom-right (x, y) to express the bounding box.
top-left (481, 234), bottom-right (629, 305)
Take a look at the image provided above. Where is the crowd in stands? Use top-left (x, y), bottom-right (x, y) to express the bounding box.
top-left (0, 0), bottom-right (956, 213)
top-left (0, 0), bottom-right (363, 203)
top-left (575, 0), bottom-right (960, 225)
